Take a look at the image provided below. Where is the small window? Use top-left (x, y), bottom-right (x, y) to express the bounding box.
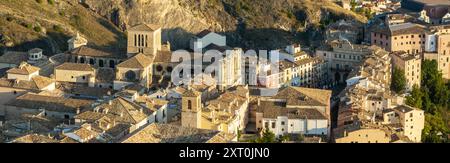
top-left (281, 121), bottom-right (285, 125)
top-left (272, 122), bottom-right (276, 128)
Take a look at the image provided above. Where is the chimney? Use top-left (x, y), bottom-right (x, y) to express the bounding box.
top-left (109, 100), bottom-right (113, 106)
top-left (257, 98), bottom-right (261, 106)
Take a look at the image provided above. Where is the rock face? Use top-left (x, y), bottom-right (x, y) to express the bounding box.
top-left (82, 0), bottom-right (367, 50)
top-left (0, 0), bottom-right (366, 54)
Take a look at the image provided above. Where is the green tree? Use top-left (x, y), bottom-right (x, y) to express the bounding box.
top-left (406, 84), bottom-right (422, 108)
top-left (391, 67), bottom-right (407, 94)
top-left (364, 8), bottom-right (373, 19)
top-left (278, 135), bottom-right (290, 143)
top-left (350, 0), bottom-right (357, 12)
top-left (407, 59), bottom-right (450, 142)
top-left (254, 129), bottom-right (276, 143)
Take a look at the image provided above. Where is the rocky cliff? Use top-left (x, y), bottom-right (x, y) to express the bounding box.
top-left (0, 0), bottom-right (366, 55)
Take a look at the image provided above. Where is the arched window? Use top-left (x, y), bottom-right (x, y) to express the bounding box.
top-left (188, 100), bottom-right (192, 110)
top-left (89, 58), bottom-right (95, 65)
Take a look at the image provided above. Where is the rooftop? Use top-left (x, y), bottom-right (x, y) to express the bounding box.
top-left (122, 123), bottom-right (234, 143)
top-left (0, 76), bottom-right (54, 91)
top-left (129, 24), bottom-right (161, 32)
top-left (55, 62), bottom-right (95, 71)
top-left (6, 62), bottom-right (40, 75)
top-left (11, 134), bottom-right (58, 143)
top-left (273, 86), bottom-right (332, 107)
top-left (392, 105), bottom-right (418, 113)
top-left (255, 101), bottom-right (328, 120)
top-left (5, 93), bottom-right (94, 113)
top-left (390, 51), bottom-right (418, 61)
top-left (69, 46), bottom-right (127, 59)
top-left (117, 53), bottom-right (154, 69)
top-left (92, 97), bottom-right (152, 124)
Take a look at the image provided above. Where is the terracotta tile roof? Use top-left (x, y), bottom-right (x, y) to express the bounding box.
top-left (392, 105), bottom-right (417, 113)
top-left (117, 53), bottom-right (153, 69)
top-left (69, 46), bottom-right (127, 59)
top-left (74, 111), bottom-right (105, 121)
top-left (154, 50), bottom-right (172, 63)
top-left (55, 62), bottom-right (95, 71)
top-left (12, 134), bottom-right (58, 143)
top-left (5, 93), bottom-right (94, 113)
top-left (73, 126), bottom-right (99, 141)
top-left (182, 88), bottom-right (201, 97)
top-left (60, 137), bottom-right (79, 143)
top-left (129, 24), bottom-right (161, 31)
top-left (122, 123), bottom-right (234, 143)
top-left (93, 97), bottom-right (152, 124)
top-left (58, 82), bottom-right (113, 99)
top-left (0, 76), bottom-right (54, 91)
top-left (373, 23), bottom-right (426, 36)
top-left (31, 76), bottom-right (54, 89)
top-left (254, 101), bottom-right (328, 119)
top-left (273, 87), bottom-right (331, 107)
top-left (6, 62), bottom-right (40, 75)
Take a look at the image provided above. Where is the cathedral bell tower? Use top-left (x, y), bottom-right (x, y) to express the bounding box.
top-left (181, 87), bottom-right (202, 128)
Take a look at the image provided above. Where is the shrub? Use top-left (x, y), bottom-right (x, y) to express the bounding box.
top-left (53, 25), bottom-right (63, 32)
top-left (34, 26), bottom-right (42, 32)
top-left (36, 0), bottom-right (43, 4)
top-left (48, 0), bottom-right (55, 5)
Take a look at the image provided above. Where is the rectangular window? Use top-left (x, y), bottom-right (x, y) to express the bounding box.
top-left (272, 122), bottom-right (276, 128)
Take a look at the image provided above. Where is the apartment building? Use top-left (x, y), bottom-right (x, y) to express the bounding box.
top-left (371, 22), bottom-right (426, 54)
top-left (391, 51), bottom-right (421, 90)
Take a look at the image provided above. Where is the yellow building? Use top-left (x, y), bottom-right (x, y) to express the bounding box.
top-left (392, 105), bottom-right (424, 143)
top-left (181, 86), bottom-right (249, 135)
top-left (390, 51), bottom-right (421, 91)
top-left (55, 63), bottom-right (96, 86)
top-left (181, 88), bottom-right (202, 128)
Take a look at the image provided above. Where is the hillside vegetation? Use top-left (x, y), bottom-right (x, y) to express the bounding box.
top-left (0, 0), bottom-right (126, 55)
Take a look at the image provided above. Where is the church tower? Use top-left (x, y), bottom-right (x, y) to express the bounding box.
top-left (127, 24), bottom-right (162, 57)
top-left (181, 87), bottom-right (202, 128)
